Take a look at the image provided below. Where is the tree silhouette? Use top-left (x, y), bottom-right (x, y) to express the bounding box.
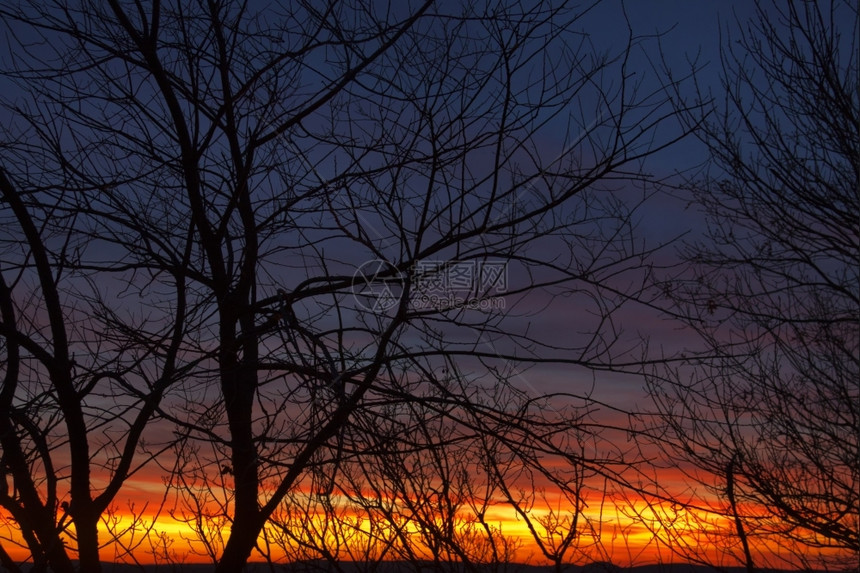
top-left (0, 0), bottom-right (696, 570)
top-left (645, 0), bottom-right (859, 569)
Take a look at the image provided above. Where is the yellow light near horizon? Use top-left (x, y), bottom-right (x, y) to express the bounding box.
top-left (0, 498), bottom-right (682, 566)
top-left (0, 490), bottom-right (853, 568)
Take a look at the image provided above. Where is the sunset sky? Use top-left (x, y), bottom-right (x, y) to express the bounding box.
top-left (0, 0), bottom-right (855, 570)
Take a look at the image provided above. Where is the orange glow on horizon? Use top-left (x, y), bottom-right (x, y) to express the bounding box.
top-left (5, 482), bottom-right (850, 569)
top-left (0, 466), bottom-right (853, 569)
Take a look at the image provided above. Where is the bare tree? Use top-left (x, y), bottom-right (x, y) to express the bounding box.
top-left (263, 400), bottom-right (525, 571)
top-left (1, 0), bottom-right (696, 570)
top-left (0, 151), bottom-right (193, 573)
top-left (645, 0), bottom-right (859, 569)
